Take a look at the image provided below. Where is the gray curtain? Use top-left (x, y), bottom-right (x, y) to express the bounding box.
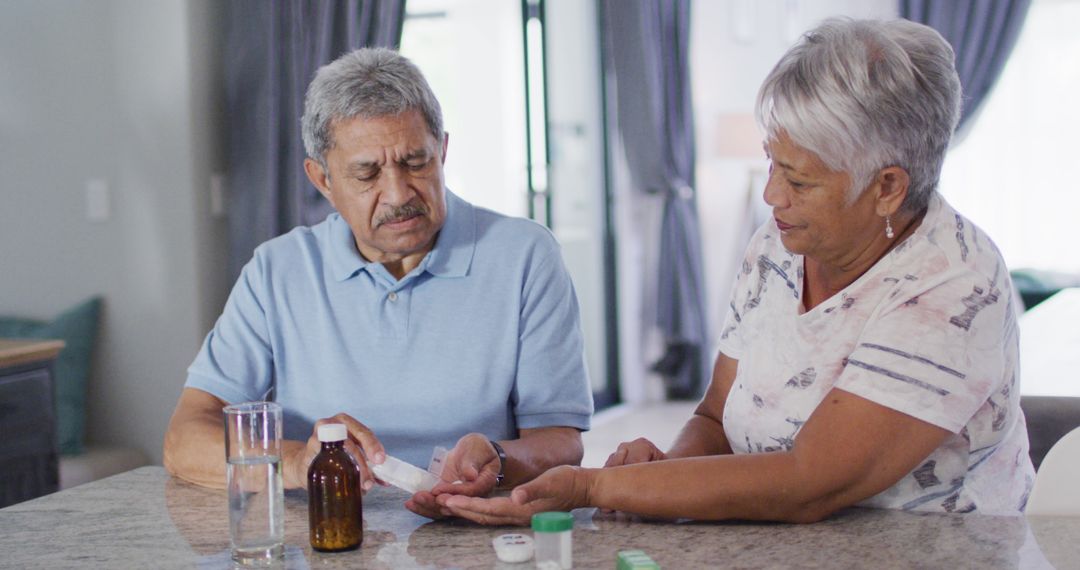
top-left (603, 0), bottom-right (708, 399)
top-left (225, 0), bottom-right (406, 280)
top-left (901, 0), bottom-right (1032, 132)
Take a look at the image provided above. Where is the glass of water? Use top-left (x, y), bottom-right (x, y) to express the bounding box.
top-left (224, 401), bottom-right (285, 565)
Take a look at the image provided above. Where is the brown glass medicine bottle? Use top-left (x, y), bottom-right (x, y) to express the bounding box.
top-left (308, 423), bottom-right (363, 552)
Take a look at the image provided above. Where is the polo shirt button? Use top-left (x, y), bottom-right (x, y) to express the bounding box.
top-left (388, 292), bottom-right (398, 302)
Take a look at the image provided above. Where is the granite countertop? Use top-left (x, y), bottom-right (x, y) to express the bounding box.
top-left (0, 466), bottom-right (1076, 569)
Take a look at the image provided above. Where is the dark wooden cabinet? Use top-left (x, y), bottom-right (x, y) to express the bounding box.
top-left (0, 339), bottom-right (63, 508)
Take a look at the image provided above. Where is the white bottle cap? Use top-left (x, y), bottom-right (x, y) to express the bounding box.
top-left (492, 533), bottom-right (534, 563)
top-left (317, 423), bottom-right (348, 442)
top-left (370, 454), bottom-right (440, 494)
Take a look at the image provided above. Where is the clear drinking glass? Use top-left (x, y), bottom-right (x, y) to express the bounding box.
top-left (224, 402), bottom-right (285, 565)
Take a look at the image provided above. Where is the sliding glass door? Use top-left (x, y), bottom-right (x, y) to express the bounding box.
top-left (401, 0), bottom-right (618, 409)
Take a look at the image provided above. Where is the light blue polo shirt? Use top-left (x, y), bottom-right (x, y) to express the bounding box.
top-left (186, 190), bottom-right (592, 467)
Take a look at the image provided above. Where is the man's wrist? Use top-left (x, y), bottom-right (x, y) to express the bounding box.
top-left (489, 439), bottom-right (507, 487)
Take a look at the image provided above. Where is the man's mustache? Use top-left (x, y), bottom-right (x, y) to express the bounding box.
top-left (375, 201), bottom-right (428, 227)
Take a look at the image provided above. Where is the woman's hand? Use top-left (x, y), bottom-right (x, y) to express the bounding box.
top-left (604, 437), bottom-right (667, 467)
top-left (439, 465), bottom-right (592, 526)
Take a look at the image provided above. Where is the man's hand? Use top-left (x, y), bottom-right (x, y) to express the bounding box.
top-left (283, 413), bottom-right (387, 491)
top-left (441, 465), bottom-right (591, 526)
top-left (406, 433), bottom-right (500, 518)
top-left (604, 437), bottom-right (667, 467)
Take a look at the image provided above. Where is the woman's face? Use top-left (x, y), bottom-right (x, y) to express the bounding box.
top-left (763, 132), bottom-right (881, 266)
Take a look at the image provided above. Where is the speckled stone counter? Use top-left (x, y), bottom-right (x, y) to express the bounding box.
top-left (0, 467), bottom-right (1076, 569)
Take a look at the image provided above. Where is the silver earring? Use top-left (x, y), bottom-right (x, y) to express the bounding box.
top-left (885, 216), bottom-right (895, 239)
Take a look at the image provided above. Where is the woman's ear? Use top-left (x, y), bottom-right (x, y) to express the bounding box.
top-left (874, 166), bottom-right (910, 217)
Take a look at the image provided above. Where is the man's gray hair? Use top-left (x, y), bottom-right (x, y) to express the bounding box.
top-left (755, 18), bottom-right (961, 213)
top-left (302, 47), bottom-right (444, 167)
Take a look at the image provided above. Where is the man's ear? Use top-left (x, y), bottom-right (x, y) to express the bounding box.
top-left (304, 158), bottom-right (335, 207)
top-left (440, 132), bottom-right (449, 164)
top-left (874, 166), bottom-right (910, 217)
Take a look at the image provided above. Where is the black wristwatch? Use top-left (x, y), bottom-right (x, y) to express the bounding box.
top-left (489, 439), bottom-right (507, 486)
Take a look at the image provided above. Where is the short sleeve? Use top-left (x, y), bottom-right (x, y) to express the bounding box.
top-left (511, 241), bottom-right (593, 431)
top-left (835, 266), bottom-right (1014, 433)
top-left (185, 253), bottom-right (275, 405)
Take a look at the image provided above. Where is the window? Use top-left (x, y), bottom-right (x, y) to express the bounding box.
top-left (399, 0), bottom-right (528, 218)
top-left (400, 1), bottom-right (618, 407)
top-left (939, 0), bottom-right (1080, 274)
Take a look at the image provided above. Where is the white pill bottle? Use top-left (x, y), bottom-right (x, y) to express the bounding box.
top-left (531, 511), bottom-right (573, 569)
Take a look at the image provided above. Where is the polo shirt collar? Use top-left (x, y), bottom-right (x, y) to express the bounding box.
top-left (424, 189), bottom-right (475, 278)
top-left (327, 215), bottom-right (373, 281)
top-left (327, 188), bottom-right (475, 282)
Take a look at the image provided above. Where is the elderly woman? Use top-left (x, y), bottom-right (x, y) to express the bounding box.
top-left (439, 18), bottom-right (1034, 524)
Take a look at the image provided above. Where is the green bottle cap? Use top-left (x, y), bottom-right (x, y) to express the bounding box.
top-left (531, 511), bottom-right (573, 532)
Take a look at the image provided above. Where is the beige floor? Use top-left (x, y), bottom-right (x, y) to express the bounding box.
top-left (581, 402), bottom-right (698, 468)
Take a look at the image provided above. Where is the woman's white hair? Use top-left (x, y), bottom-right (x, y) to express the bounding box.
top-left (756, 18), bottom-right (962, 213)
top-left (302, 48), bottom-right (444, 168)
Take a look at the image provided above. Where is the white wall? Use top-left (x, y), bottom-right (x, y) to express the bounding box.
top-left (0, 0), bottom-right (228, 464)
top-left (692, 0), bottom-right (898, 347)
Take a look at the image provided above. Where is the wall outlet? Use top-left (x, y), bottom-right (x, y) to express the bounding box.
top-left (86, 179), bottom-right (110, 222)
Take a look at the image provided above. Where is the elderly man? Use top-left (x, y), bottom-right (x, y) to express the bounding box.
top-left (163, 48), bottom-right (592, 519)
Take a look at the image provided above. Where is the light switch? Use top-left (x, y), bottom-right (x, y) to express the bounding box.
top-left (86, 179), bottom-right (110, 222)
top-left (210, 173), bottom-right (227, 218)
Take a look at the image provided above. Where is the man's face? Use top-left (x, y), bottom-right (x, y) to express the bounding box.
top-left (306, 109), bottom-right (448, 271)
